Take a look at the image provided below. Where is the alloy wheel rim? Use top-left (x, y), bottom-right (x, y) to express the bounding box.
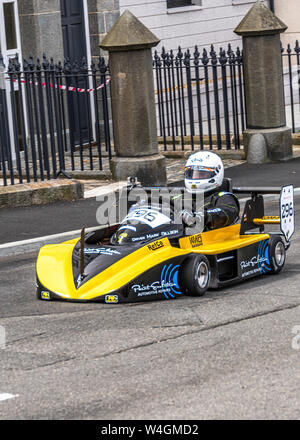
top-left (275, 242), bottom-right (285, 266)
top-left (196, 261), bottom-right (209, 288)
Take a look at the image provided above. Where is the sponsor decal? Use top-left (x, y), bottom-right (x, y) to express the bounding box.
top-left (76, 274), bottom-right (82, 289)
top-left (132, 231), bottom-right (178, 242)
top-left (146, 233), bottom-right (160, 240)
top-left (190, 157), bottom-right (203, 163)
top-left (41, 291), bottom-right (50, 300)
top-left (189, 234), bottom-right (203, 248)
top-left (240, 256), bottom-right (268, 270)
top-left (161, 229), bottom-right (179, 237)
top-left (148, 240), bottom-right (164, 251)
top-left (130, 263), bottom-right (182, 299)
top-left (131, 281), bottom-right (176, 297)
top-left (84, 247), bottom-right (121, 256)
top-left (241, 240), bottom-right (271, 278)
top-left (132, 236), bottom-right (146, 242)
top-left (207, 208), bottom-right (222, 214)
top-left (105, 295), bottom-right (119, 304)
top-left (132, 233), bottom-right (160, 242)
top-left (117, 232), bottom-right (128, 244)
top-left (123, 208), bottom-right (171, 229)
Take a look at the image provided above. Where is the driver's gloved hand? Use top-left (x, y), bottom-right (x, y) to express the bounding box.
top-left (181, 210), bottom-right (206, 229)
top-left (194, 211), bottom-right (205, 225)
top-left (181, 210), bottom-right (196, 227)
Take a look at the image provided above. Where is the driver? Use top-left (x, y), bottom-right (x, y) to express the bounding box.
top-left (181, 151), bottom-right (240, 231)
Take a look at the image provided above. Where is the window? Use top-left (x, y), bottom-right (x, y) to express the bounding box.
top-left (167, 0), bottom-right (202, 9)
top-left (232, 0), bottom-right (257, 5)
top-left (167, 0), bottom-right (192, 8)
top-left (3, 2), bottom-right (17, 50)
top-left (0, 0), bottom-right (21, 59)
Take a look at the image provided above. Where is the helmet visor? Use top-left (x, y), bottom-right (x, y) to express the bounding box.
top-left (185, 166), bottom-right (216, 180)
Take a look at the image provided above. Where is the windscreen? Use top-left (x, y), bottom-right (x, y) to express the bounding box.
top-left (185, 166), bottom-right (216, 180)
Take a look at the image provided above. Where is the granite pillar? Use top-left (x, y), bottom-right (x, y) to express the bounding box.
top-left (18, 0), bottom-right (64, 60)
top-left (235, 1), bottom-right (292, 162)
top-left (99, 10), bottom-right (167, 185)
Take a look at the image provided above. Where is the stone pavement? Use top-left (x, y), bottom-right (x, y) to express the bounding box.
top-left (0, 179), bottom-right (83, 209)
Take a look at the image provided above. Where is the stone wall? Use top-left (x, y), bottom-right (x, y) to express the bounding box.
top-left (18, 1), bottom-right (121, 62)
top-left (87, 0), bottom-right (120, 59)
top-left (18, 0), bottom-right (64, 60)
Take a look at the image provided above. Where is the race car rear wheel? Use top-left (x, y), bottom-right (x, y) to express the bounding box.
top-left (179, 255), bottom-right (211, 297)
top-left (269, 236), bottom-right (286, 274)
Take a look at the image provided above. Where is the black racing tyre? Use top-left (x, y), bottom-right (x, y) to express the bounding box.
top-left (179, 255), bottom-right (211, 297)
top-left (269, 236), bottom-right (286, 274)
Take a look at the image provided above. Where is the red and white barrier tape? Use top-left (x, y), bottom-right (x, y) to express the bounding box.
top-left (6, 76), bottom-right (111, 93)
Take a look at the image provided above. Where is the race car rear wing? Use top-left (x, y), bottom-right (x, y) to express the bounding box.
top-left (232, 187), bottom-right (282, 195)
top-left (237, 185), bottom-right (295, 241)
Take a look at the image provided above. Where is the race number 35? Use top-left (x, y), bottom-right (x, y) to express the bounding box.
top-left (280, 185), bottom-right (295, 241)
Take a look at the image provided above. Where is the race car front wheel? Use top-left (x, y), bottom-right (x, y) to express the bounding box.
top-left (179, 255), bottom-right (211, 297)
top-left (269, 236), bottom-right (286, 274)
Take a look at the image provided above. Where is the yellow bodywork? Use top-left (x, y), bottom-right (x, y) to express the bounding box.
top-left (180, 224), bottom-right (269, 254)
top-left (36, 224), bottom-right (270, 300)
top-left (253, 216), bottom-right (280, 225)
top-left (37, 237), bottom-right (190, 300)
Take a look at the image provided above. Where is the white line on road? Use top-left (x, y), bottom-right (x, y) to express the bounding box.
top-left (0, 225), bottom-right (108, 258)
top-left (84, 180), bottom-right (127, 199)
top-left (0, 225), bottom-right (106, 250)
top-left (0, 393), bottom-right (18, 402)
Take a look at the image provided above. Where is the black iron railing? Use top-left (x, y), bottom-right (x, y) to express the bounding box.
top-left (281, 41), bottom-right (300, 133)
top-left (0, 54), bottom-right (112, 186)
top-left (153, 44), bottom-right (245, 151)
top-left (1, 41), bottom-right (300, 187)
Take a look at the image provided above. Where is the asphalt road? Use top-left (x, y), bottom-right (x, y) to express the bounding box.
top-left (0, 196), bottom-right (300, 420)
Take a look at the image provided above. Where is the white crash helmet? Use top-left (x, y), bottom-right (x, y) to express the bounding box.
top-left (184, 151), bottom-right (224, 194)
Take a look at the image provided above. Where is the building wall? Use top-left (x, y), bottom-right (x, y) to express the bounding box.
top-left (16, 1), bottom-right (299, 63)
top-left (87, 0), bottom-right (120, 59)
top-left (119, 0), bottom-right (269, 53)
top-left (18, 0), bottom-right (64, 60)
top-left (17, 0), bottom-right (120, 62)
top-left (274, 0), bottom-right (300, 49)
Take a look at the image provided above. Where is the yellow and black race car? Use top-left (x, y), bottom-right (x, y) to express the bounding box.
top-left (36, 184), bottom-right (294, 304)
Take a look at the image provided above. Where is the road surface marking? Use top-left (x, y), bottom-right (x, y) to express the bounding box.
top-left (0, 393), bottom-right (18, 402)
top-left (84, 180), bottom-right (127, 199)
